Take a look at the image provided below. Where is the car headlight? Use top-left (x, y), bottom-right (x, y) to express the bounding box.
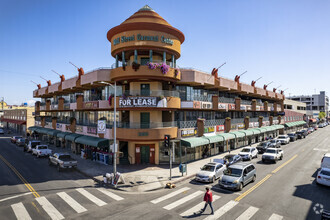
top-left (233, 180), bottom-right (239, 184)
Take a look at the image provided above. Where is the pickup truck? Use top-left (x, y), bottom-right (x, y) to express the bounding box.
top-left (48, 153), bottom-right (77, 171)
top-left (32, 145), bottom-right (52, 158)
top-left (25, 140), bottom-right (41, 152)
top-left (262, 148), bottom-right (283, 163)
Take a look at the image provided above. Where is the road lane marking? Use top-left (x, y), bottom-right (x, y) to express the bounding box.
top-left (236, 206), bottom-right (259, 220)
top-left (150, 187), bottom-right (190, 204)
top-left (97, 188), bottom-right (124, 201)
top-left (268, 213), bottom-right (283, 220)
top-left (203, 200), bottom-right (238, 220)
top-left (76, 188), bottom-right (106, 206)
top-left (11, 202), bottom-right (32, 220)
top-left (163, 190), bottom-right (203, 210)
top-left (36, 197), bottom-right (64, 220)
top-left (0, 154), bottom-right (40, 198)
top-left (313, 148), bottom-right (328, 152)
top-left (180, 195), bottom-right (220, 216)
top-left (57, 192), bottom-right (87, 213)
top-left (272, 154), bottom-right (298, 174)
top-left (0, 192), bottom-right (32, 203)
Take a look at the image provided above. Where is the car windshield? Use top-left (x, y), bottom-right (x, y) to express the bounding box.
top-left (38, 146), bottom-right (47, 149)
top-left (15, 137), bottom-right (23, 140)
top-left (59, 155), bottom-right (71, 160)
top-left (224, 168), bottom-right (242, 177)
top-left (31, 142), bottom-right (41, 147)
top-left (270, 140), bottom-right (277, 143)
top-left (266, 149), bottom-right (276, 154)
top-left (320, 170), bottom-right (330, 176)
top-left (19, 139), bottom-right (25, 141)
top-left (262, 142), bottom-right (269, 147)
top-left (224, 155), bottom-right (234, 161)
top-left (241, 149), bottom-right (250, 153)
top-left (278, 136), bottom-right (286, 139)
top-left (288, 134), bottom-right (294, 136)
top-left (201, 165), bottom-right (215, 172)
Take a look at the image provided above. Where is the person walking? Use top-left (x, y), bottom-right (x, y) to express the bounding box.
top-left (200, 187), bottom-right (214, 215)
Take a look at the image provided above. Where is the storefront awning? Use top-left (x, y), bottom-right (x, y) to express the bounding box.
top-left (46, 129), bottom-right (61, 136)
top-left (203, 135), bottom-right (225, 144)
top-left (28, 126), bottom-right (40, 131)
top-left (309, 118), bottom-right (317, 123)
top-left (75, 135), bottom-right (110, 148)
top-left (65, 133), bottom-right (83, 142)
top-left (181, 137), bottom-right (210, 148)
top-left (229, 131), bottom-right (245, 138)
top-left (238, 129), bottom-right (254, 136)
top-left (35, 127), bottom-right (52, 134)
top-left (218, 133), bottom-right (236, 140)
top-left (273, 124), bottom-right (284, 129)
top-left (56, 132), bottom-right (72, 139)
top-left (249, 128), bottom-right (261, 134)
top-left (256, 127), bottom-right (267, 133)
top-left (264, 126), bottom-right (277, 132)
top-left (2, 118), bottom-right (26, 125)
top-left (285, 121), bottom-right (306, 128)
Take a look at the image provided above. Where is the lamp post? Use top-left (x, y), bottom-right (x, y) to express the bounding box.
top-left (100, 81), bottom-right (117, 175)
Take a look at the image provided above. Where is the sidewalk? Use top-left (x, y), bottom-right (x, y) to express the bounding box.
top-left (43, 141), bottom-right (256, 192)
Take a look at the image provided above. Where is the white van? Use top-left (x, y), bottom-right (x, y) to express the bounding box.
top-left (321, 153), bottom-right (330, 169)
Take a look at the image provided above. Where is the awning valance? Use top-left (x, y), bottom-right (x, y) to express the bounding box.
top-left (46, 129), bottom-right (61, 136)
top-left (35, 127), bottom-right (52, 134)
top-left (75, 135), bottom-right (110, 148)
top-left (28, 126), bottom-right (40, 131)
top-left (181, 137), bottom-right (209, 147)
top-left (218, 133), bottom-right (236, 140)
top-left (56, 132), bottom-right (72, 139)
top-left (204, 135), bottom-right (225, 144)
top-left (65, 133), bottom-right (83, 142)
top-left (238, 129), bottom-right (255, 136)
top-left (229, 131), bottom-right (245, 138)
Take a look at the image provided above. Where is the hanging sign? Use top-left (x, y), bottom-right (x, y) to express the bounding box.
top-left (97, 120), bottom-right (106, 134)
top-left (119, 97), bottom-right (160, 107)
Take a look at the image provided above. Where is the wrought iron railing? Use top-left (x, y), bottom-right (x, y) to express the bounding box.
top-left (249, 117), bottom-right (259, 122)
top-left (231, 118), bottom-right (244, 124)
top-left (241, 99), bottom-right (252, 105)
top-left (117, 121), bottom-right (176, 129)
top-left (218, 96), bottom-right (235, 104)
top-left (122, 90), bottom-right (179, 97)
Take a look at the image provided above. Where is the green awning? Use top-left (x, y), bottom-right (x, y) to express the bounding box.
top-left (264, 126), bottom-right (277, 132)
top-left (75, 135), bottom-right (110, 148)
top-left (35, 127), bottom-right (52, 134)
top-left (249, 128), bottom-right (261, 134)
top-left (46, 129), bottom-right (61, 136)
top-left (204, 135), bottom-right (225, 143)
top-left (218, 133), bottom-right (236, 140)
top-left (285, 122), bottom-right (295, 127)
top-left (56, 132), bottom-right (72, 139)
top-left (297, 121), bottom-right (306, 126)
top-left (181, 137), bottom-right (209, 147)
top-left (229, 131), bottom-right (245, 138)
top-left (256, 127), bottom-right (267, 133)
top-left (65, 133), bottom-right (83, 142)
top-left (238, 129), bottom-right (254, 136)
top-left (273, 125), bottom-right (284, 129)
top-left (28, 126), bottom-right (39, 131)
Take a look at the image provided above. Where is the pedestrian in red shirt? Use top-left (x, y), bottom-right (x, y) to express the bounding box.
top-left (200, 187), bottom-right (214, 215)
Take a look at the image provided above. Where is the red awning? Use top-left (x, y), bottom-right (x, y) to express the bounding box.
top-left (1, 118), bottom-right (26, 125)
top-left (309, 118), bottom-right (317, 123)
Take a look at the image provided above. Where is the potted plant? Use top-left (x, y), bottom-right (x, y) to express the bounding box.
top-left (132, 61), bottom-right (140, 71)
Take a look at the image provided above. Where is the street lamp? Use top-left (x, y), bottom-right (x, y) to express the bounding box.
top-left (100, 81), bottom-right (117, 175)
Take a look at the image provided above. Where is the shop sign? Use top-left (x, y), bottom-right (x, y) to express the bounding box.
top-left (56, 123), bottom-right (62, 129)
top-left (231, 124), bottom-right (237, 130)
top-left (273, 120), bottom-right (279, 125)
top-left (237, 123), bottom-right (245, 129)
top-left (256, 106), bottom-right (260, 111)
top-left (263, 121), bottom-right (270, 126)
top-left (181, 101), bottom-right (194, 108)
top-left (45, 122), bottom-right (52, 128)
top-left (65, 125), bottom-right (70, 131)
top-left (218, 103), bottom-right (227, 110)
top-left (76, 125), bottom-right (83, 133)
top-left (201, 102), bottom-right (212, 109)
top-left (181, 128), bottom-right (196, 137)
top-left (113, 34), bottom-right (173, 46)
top-left (249, 122), bottom-right (254, 128)
top-left (193, 101), bottom-right (201, 109)
top-left (84, 101), bottom-right (99, 109)
top-left (246, 105), bottom-right (252, 110)
top-left (216, 125), bottom-right (225, 132)
top-left (97, 120), bottom-right (106, 134)
top-left (228, 104), bottom-right (236, 110)
top-left (87, 126), bottom-right (97, 134)
top-left (138, 132), bottom-right (148, 136)
top-left (119, 97), bottom-right (160, 107)
top-left (204, 126), bottom-right (215, 133)
top-left (254, 122), bottom-right (259, 127)
top-left (260, 106), bottom-right (264, 111)
top-left (240, 105), bottom-right (246, 111)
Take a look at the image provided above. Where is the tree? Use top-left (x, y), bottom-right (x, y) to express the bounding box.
top-left (319, 112), bottom-right (326, 119)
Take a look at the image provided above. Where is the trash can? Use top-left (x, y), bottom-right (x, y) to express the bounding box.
top-left (179, 164), bottom-right (186, 173)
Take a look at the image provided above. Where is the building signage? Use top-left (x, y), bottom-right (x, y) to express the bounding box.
top-left (204, 126), bottom-right (215, 133)
top-left (249, 122), bottom-right (254, 128)
top-left (76, 125), bottom-right (83, 133)
top-left (119, 97), bottom-right (161, 107)
top-left (201, 102), bottom-right (212, 109)
top-left (228, 104), bottom-right (236, 110)
top-left (216, 125), bottom-right (225, 132)
top-left (256, 106), bottom-right (260, 111)
top-left (193, 101), bottom-right (201, 109)
top-left (45, 122), bottom-right (52, 128)
top-left (56, 123), bottom-right (62, 129)
top-left (64, 103), bottom-right (70, 110)
top-left (237, 123), bottom-right (245, 129)
top-left (231, 124), bottom-right (237, 130)
top-left (138, 132), bottom-right (148, 136)
top-left (273, 120), bottom-right (279, 125)
top-left (84, 101), bottom-right (99, 109)
top-left (113, 34), bottom-right (173, 46)
top-left (181, 101), bottom-right (194, 108)
top-left (263, 121), bottom-right (270, 126)
top-left (181, 128), bottom-right (196, 137)
top-left (87, 126), bottom-right (97, 134)
top-left (218, 103), bottom-right (227, 110)
top-left (260, 106), bottom-right (264, 111)
top-left (240, 105), bottom-right (246, 111)
top-left (246, 105), bottom-right (252, 110)
top-left (254, 122), bottom-right (259, 127)
top-left (65, 125), bottom-right (70, 131)
top-left (97, 120), bottom-right (106, 134)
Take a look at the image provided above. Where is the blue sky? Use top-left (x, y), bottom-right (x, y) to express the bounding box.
top-left (1, 0), bottom-right (330, 105)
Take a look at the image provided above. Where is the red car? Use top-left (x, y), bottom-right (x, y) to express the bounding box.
top-left (11, 136), bottom-right (23, 143)
top-left (314, 126), bottom-right (318, 130)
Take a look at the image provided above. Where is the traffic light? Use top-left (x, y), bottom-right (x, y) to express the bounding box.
top-left (164, 135), bottom-right (170, 148)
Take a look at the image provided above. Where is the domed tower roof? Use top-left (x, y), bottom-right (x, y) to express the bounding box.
top-left (107, 5), bottom-right (185, 45)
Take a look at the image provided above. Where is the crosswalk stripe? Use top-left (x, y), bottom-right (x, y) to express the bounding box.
top-left (57, 192), bottom-right (87, 213)
top-left (236, 206), bottom-right (259, 220)
top-left (97, 188), bottom-right (124, 201)
top-left (76, 188), bottom-right (106, 207)
top-left (268, 213), bottom-right (283, 220)
top-left (11, 202), bottom-right (32, 220)
top-left (150, 187), bottom-right (190, 204)
top-left (203, 200), bottom-right (238, 220)
top-left (163, 191), bottom-right (204, 210)
top-left (36, 197), bottom-right (64, 220)
top-left (180, 195), bottom-right (221, 216)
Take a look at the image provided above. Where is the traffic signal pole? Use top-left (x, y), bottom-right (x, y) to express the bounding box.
top-left (164, 135), bottom-right (171, 180)
top-left (169, 144), bottom-right (172, 180)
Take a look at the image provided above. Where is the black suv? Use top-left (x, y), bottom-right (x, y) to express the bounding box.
top-left (296, 130), bottom-right (307, 139)
top-left (256, 141), bottom-right (271, 154)
top-left (287, 133), bottom-right (297, 142)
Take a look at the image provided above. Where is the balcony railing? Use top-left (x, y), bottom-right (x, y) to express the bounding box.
top-left (123, 90), bottom-right (179, 97)
top-left (111, 60), bottom-right (175, 69)
top-left (241, 100), bottom-right (252, 105)
top-left (179, 120), bottom-right (197, 129)
top-left (231, 118), bottom-right (244, 124)
top-left (218, 96), bottom-right (235, 104)
top-left (263, 117), bottom-right (270, 122)
top-left (205, 119), bottom-right (225, 127)
top-left (117, 121), bottom-right (176, 129)
top-left (249, 117), bottom-right (259, 122)
top-left (178, 119), bottom-right (225, 129)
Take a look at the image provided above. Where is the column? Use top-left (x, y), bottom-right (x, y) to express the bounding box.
top-left (134, 50), bottom-right (138, 63)
top-left (163, 51), bottom-right (166, 63)
top-left (115, 54), bottom-right (119, 68)
top-left (122, 51), bottom-right (125, 66)
top-left (171, 55), bottom-right (175, 68)
top-left (149, 50), bottom-right (153, 62)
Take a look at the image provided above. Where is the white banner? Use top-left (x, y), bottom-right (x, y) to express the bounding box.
top-left (97, 120), bottom-right (106, 134)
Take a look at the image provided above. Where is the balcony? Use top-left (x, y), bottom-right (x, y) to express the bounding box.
top-left (254, 87), bottom-right (267, 97)
top-left (276, 93), bottom-right (284, 100)
top-left (267, 90), bottom-right (276, 99)
top-left (81, 68), bottom-right (111, 88)
top-left (48, 82), bottom-right (61, 94)
top-left (239, 83), bottom-right (254, 94)
top-left (216, 77), bottom-right (238, 91)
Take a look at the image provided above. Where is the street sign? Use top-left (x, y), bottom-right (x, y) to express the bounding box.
top-left (97, 120), bottom-right (106, 134)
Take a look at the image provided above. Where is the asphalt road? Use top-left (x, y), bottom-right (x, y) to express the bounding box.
top-left (0, 127), bottom-right (329, 220)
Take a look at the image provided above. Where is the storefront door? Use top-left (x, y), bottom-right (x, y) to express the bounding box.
top-left (141, 145), bottom-right (150, 164)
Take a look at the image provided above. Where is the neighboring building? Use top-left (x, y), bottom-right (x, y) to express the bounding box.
top-left (1, 107), bottom-right (35, 136)
top-left (31, 5), bottom-right (303, 166)
top-left (288, 91), bottom-right (329, 119)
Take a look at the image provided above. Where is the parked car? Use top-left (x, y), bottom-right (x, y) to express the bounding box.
top-left (32, 145), bottom-right (52, 158)
top-left (262, 148), bottom-right (283, 163)
top-left (316, 167), bottom-right (330, 187)
top-left (318, 123), bottom-right (324, 128)
top-left (313, 126), bottom-right (318, 131)
top-left (269, 139), bottom-right (282, 148)
top-left (25, 140), bottom-right (41, 152)
top-left (48, 153), bottom-right (77, 171)
top-left (277, 135), bottom-right (290, 145)
top-left (0, 128), bottom-right (4, 134)
top-left (287, 133), bottom-right (297, 142)
top-left (219, 162), bottom-right (256, 191)
top-left (11, 136), bottom-right (23, 144)
top-left (307, 127), bottom-right (314, 134)
top-left (296, 130), bottom-right (307, 139)
top-left (256, 141), bottom-right (271, 154)
top-left (321, 153), bottom-right (330, 169)
top-left (195, 162), bottom-right (226, 183)
top-left (16, 138), bottom-right (27, 147)
top-left (239, 147), bottom-right (258, 161)
top-left (222, 154), bottom-right (242, 166)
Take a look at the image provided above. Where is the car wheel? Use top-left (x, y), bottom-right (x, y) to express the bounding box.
top-left (274, 159), bottom-right (277, 164)
top-left (212, 176), bottom-right (215, 183)
top-left (238, 183), bottom-right (243, 191)
top-left (252, 175), bottom-right (256, 182)
top-left (280, 155), bottom-right (283, 160)
top-left (249, 156), bottom-right (252, 161)
top-left (57, 165), bottom-right (61, 172)
top-left (37, 154), bottom-right (40, 158)
top-left (48, 159), bottom-right (52, 166)
top-left (262, 159), bottom-right (265, 163)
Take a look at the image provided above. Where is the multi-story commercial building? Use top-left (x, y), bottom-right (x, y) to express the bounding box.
top-left (31, 5), bottom-right (304, 166)
top-left (288, 91), bottom-right (329, 119)
top-left (1, 106), bottom-right (35, 136)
